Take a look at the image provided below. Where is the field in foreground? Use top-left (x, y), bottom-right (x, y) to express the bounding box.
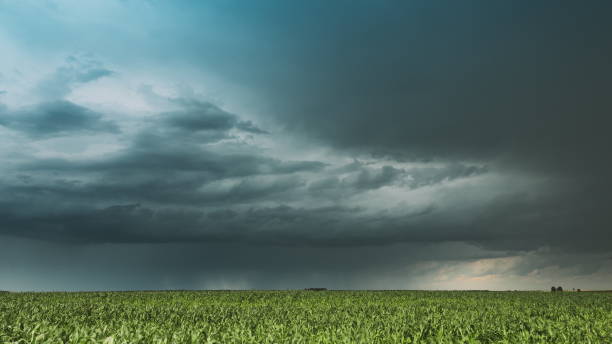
top-left (0, 291), bottom-right (611, 343)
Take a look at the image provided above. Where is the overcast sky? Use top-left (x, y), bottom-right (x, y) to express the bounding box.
top-left (1, 0), bottom-right (611, 291)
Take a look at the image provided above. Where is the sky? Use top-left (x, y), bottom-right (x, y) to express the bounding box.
top-left (0, 0), bottom-right (611, 291)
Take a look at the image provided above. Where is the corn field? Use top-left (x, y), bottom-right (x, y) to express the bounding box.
top-left (1, 290), bottom-right (610, 343)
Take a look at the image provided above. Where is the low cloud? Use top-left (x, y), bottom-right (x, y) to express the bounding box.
top-left (160, 101), bottom-right (268, 136)
top-left (0, 1), bottom-right (610, 291)
top-left (0, 100), bottom-right (119, 137)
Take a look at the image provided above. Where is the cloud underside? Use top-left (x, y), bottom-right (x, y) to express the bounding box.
top-left (0, 0), bottom-right (611, 290)
top-left (0, 100), bottom-right (119, 136)
top-left (1, 100), bottom-right (498, 247)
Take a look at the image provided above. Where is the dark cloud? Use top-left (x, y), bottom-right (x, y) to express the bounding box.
top-left (236, 120), bottom-right (269, 134)
top-left (160, 101), bottom-right (268, 135)
top-left (0, 112), bottom-right (493, 249)
top-left (404, 164), bottom-right (488, 189)
top-left (0, 97), bottom-right (329, 245)
top-left (146, 0), bottom-right (611, 260)
top-left (307, 162), bottom-right (487, 199)
top-left (8, 112), bottom-right (322, 207)
top-left (0, 0), bottom-right (611, 290)
top-left (1, 235), bottom-right (609, 291)
top-left (171, 1), bottom-right (611, 184)
top-left (0, 100), bottom-right (119, 137)
top-left (5, 171), bottom-right (608, 255)
top-left (0, 236), bottom-right (512, 291)
top-left (352, 165), bottom-right (404, 191)
top-left (3, 105), bottom-right (607, 254)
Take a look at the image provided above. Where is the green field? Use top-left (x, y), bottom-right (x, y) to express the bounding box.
top-left (1, 291), bottom-right (610, 343)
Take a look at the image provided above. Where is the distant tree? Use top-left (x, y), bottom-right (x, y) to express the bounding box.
top-left (557, 286), bottom-right (563, 292)
top-left (577, 289), bottom-right (581, 292)
top-left (551, 286), bottom-right (557, 292)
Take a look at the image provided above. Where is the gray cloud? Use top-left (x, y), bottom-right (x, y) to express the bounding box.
top-left (1, 235), bottom-right (609, 291)
top-left (3, 102), bottom-right (606, 255)
top-left (0, 100), bottom-right (119, 137)
top-left (0, 0), bottom-right (610, 291)
top-left (35, 54), bottom-right (113, 100)
top-left (307, 162), bottom-right (488, 200)
top-left (9, 119), bottom-right (322, 208)
top-left (404, 164), bottom-right (488, 189)
top-left (168, 1), bottom-right (611, 185)
top-left (352, 165), bottom-right (404, 191)
top-left (139, 0), bottom-right (611, 260)
top-left (5, 169), bottom-right (607, 254)
top-left (0, 96), bottom-right (331, 245)
top-left (160, 100), bottom-right (268, 135)
top-left (0, 101), bottom-right (496, 248)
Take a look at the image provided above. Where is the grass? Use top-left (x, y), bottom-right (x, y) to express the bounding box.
top-left (0, 290), bottom-right (610, 343)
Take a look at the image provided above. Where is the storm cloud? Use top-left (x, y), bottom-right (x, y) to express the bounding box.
top-left (0, 0), bottom-right (610, 291)
top-left (0, 100), bottom-right (119, 137)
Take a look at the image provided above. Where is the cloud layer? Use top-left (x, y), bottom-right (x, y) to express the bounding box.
top-left (0, 0), bottom-right (610, 291)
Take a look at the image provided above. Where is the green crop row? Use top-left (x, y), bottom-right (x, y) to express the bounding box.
top-left (0, 291), bottom-right (610, 343)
